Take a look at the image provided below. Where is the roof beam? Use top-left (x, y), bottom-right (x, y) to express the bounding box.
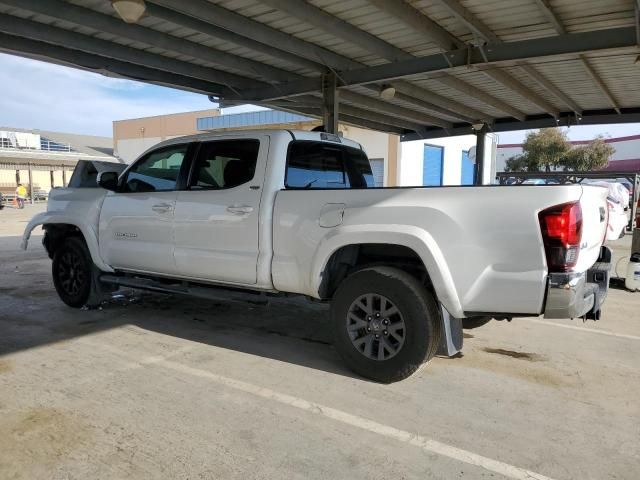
top-left (340, 91), bottom-right (452, 129)
top-left (366, 0), bottom-right (562, 118)
top-left (144, 3), bottom-right (323, 73)
top-left (367, 0), bottom-right (463, 50)
top-left (0, 0), bottom-right (295, 82)
top-left (429, 0), bottom-right (500, 44)
top-left (402, 109), bottom-right (640, 141)
top-left (581, 59), bottom-right (621, 114)
top-left (272, 105), bottom-right (406, 134)
top-left (428, 0), bottom-right (570, 118)
top-left (482, 68), bottom-right (560, 118)
top-left (532, 0), bottom-right (567, 34)
top-left (518, 64), bottom-right (583, 116)
top-left (0, 13), bottom-right (258, 89)
top-left (236, 27), bottom-right (637, 100)
top-left (236, 0), bottom-right (487, 122)
top-left (433, 75), bottom-right (526, 120)
top-left (0, 32), bottom-right (232, 96)
top-left (391, 81), bottom-right (487, 121)
top-left (530, 0), bottom-right (621, 113)
top-left (149, 0), bottom-right (359, 71)
top-left (259, 0), bottom-right (413, 63)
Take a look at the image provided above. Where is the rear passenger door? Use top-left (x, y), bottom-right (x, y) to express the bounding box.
top-left (173, 137), bottom-right (267, 285)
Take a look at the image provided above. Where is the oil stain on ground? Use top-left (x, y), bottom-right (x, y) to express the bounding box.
top-left (0, 358), bottom-right (13, 374)
top-left (483, 347), bottom-right (546, 362)
top-left (0, 407), bottom-right (92, 478)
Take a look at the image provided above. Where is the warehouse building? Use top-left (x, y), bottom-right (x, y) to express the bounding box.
top-left (0, 127), bottom-right (117, 199)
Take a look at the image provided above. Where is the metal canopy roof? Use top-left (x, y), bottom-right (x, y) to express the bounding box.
top-left (0, 0), bottom-right (639, 140)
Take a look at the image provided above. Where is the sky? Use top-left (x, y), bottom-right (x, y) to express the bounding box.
top-left (1, 52), bottom-right (639, 143)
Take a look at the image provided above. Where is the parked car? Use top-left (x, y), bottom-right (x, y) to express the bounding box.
top-left (587, 181), bottom-right (628, 239)
top-left (22, 130), bottom-right (612, 382)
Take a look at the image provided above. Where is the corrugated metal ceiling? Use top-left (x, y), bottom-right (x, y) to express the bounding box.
top-left (0, 0), bottom-right (638, 137)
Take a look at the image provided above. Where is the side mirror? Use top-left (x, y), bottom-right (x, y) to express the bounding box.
top-left (97, 171), bottom-right (119, 191)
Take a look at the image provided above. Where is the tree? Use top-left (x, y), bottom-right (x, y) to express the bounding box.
top-left (504, 128), bottom-right (613, 172)
top-left (562, 136), bottom-right (613, 171)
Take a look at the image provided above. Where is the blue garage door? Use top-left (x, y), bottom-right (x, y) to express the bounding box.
top-left (423, 144), bottom-right (444, 186)
top-left (461, 150), bottom-right (475, 185)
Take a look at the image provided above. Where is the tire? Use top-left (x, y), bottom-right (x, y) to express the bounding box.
top-left (462, 316), bottom-right (492, 329)
top-left (52, 236), bottom-right (95, 308)
top-left (331, 266), bottom-right (442, 383)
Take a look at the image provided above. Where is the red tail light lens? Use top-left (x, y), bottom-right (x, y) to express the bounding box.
top-left (539, 202), bottom-right (583, 272)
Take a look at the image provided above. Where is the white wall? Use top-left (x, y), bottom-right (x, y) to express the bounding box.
top-left (399, 134), bottom-right (477, 186)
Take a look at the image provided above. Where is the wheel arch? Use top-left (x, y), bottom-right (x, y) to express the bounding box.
top-left (22, 213), bottom-right (113, 272)
top-left (311, 227), bottom-right (463, 317)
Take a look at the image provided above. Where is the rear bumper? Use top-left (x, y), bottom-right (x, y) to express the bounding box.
top-left (544, 246), bottom-right (612, 320)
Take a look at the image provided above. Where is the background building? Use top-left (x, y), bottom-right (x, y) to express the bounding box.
top-left (0, 127), bottom-right (116, 198)
top-left (113, 108), bottom-right (221, 163)
top-left (114, 109), bottom-right (400, 187)
top-left (496, 134), bottom-right (640, 172)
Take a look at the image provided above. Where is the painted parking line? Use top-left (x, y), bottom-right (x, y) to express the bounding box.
top-left (522, 318), bottom-right (640, 341)
top-left (81, 337), bottom-right (556, 480)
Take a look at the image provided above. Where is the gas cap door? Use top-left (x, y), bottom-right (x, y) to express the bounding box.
top-left (319, 203), bottom-right (345, 228)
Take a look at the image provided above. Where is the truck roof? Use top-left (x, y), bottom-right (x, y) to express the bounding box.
top-left (148, 129), bottom-right (362, 153)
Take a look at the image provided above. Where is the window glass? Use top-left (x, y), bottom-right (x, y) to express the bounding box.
top-left (286, 141), bottom-right (373, 189)
top-left (124, 144), bottom-right (188, 192)
top-left (191, 140), bottom-right (259, 190)
top-left (345, 149), bottom-right (375, 188)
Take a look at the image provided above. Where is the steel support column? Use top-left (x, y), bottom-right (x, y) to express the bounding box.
top-left (322, 73), bottom-right (339, 134)
top-left (27, 163), bottom-right (33, 204)
top-left (474, 124), bottom-right (488, 186)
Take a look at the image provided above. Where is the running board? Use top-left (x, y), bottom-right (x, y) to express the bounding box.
top-left (99, 274), bottom-right (271, 305)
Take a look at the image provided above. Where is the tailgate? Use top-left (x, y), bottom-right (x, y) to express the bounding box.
top-left (576, 185), bottom-right (609, 272)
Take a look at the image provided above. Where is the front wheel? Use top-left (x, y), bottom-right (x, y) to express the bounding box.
top-left (52, 237), bottom-right (95, 308)
top-left (331, 267), bottom-right (442, 383)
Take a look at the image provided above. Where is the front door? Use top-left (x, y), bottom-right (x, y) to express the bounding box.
top-left (173, 137), bottom-right (266, 285)
top-left (99, 143), bottom-right (191, 275)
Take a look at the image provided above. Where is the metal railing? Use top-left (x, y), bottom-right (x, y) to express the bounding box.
top-left (0, 139), bottom-right (74, 152)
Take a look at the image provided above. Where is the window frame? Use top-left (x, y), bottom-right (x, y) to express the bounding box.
top-left (284, 140), bottom-right (372, 190)
top-left (119, 142), bottom-right (195, 193)
top-left (186, 139), bottom-right (261, 191)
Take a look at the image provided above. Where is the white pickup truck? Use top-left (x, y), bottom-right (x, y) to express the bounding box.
top-left (23, 130), bottom-right (612, 382)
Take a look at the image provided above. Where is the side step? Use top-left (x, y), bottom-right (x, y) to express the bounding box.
top-left (100, 274), bottom-right (271, 305)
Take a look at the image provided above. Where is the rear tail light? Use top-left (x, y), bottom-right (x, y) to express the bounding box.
top-left (539, 202), bottom-right (583, 272)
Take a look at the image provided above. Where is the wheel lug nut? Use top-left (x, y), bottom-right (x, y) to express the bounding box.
top-left (375, 334), bottom-right (380, 339)
top-left (375, 313), bottom-right (380, 318)
top-left (367, 327), bottom-right (371, 331)
top-left (367, 316), bottom-right (372, 321)
top-left (383, 320), bottom-right (388, 325)
top-left (383, 330), bottom-right (388, 335)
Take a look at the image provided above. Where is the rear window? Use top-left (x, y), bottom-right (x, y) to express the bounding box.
top-left (285, 141), bottom-right (374, 189)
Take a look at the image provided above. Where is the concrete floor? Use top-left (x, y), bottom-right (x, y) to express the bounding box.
top-left (1, 203), bottom-right (639, 480)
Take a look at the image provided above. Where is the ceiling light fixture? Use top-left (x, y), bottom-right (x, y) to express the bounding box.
top-left (379, 85), bottom-right (396, 100)
top-left (111, 0), bottom-right (146, 24)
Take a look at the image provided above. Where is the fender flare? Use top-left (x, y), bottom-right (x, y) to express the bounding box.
top-left (21, 212), bottom-right (114, 273)
top-left (309, 224), bottom-right (464, 318)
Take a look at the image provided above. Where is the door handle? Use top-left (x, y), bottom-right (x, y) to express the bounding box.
top-left (152, 203), bottom-right (174, 213)
top-left (226, 205), bottom-right (254, 215)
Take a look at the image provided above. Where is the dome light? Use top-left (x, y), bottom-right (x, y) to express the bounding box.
top-left (111, 0), bottom-right (146, 24)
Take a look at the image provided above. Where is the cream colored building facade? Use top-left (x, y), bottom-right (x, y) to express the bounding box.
top-left (113, 108), bottom-right (221, 164)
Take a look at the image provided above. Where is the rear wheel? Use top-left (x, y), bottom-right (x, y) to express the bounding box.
top-left (52, 237), bottom-right (94, 308)
top-left (331, 266), bottom-right (441, 383)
